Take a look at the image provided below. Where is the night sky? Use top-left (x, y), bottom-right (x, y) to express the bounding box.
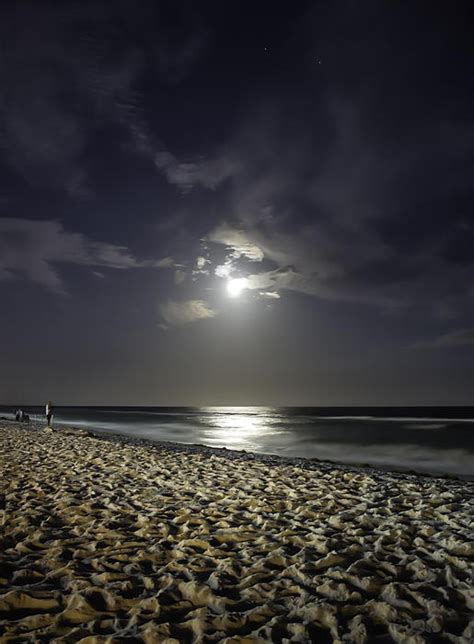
top-left (0, 1), bottom-right (473, 406)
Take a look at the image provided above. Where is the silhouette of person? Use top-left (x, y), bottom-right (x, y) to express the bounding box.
top-left (46, 401), bottom-right (54, 427)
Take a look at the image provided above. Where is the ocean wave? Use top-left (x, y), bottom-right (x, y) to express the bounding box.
top-left (271, 442), bottom-right (474, 478)
top-left (314, 415), bottom-right (474, 423)
top-left (402, 423), bottom-right (447, 430)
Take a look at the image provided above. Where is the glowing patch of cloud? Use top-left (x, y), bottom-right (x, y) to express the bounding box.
top-left (192, 255), bottom-right (211, 277)
top-left (215, 263), bottom-right (233, 278)
top-left (155, 256), bottom-right (179, 268)
top-left (245, 267), bottom-right (303, 292)
top-left (196, 256), bottom-right (211, 271)
top-left (208, 223), bottom-right (264, 261)
top-left (159, 299), bottom-right (217, 327)
top-left (174, 270), bottom-right (186, 285)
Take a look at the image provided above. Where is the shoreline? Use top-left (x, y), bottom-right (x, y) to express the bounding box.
top-left (85, 424), bottom-right (473, 483)
top-left (2, 417), bottom-right (472, 482)
top-left (1, 421), bottom-right (473, 641)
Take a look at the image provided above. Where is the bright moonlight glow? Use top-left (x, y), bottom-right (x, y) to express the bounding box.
top-left (227, 277), bottom-right (248, 298)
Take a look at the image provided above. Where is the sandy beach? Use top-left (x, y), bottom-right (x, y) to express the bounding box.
top-left (1, 421), bottom-right (473, 643)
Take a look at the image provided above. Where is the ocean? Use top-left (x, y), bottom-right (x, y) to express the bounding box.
top-left (1, 406), bottom-right (473, 478)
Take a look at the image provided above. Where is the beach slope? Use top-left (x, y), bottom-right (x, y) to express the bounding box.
top-left (1, 421), bottom-right (473, 642)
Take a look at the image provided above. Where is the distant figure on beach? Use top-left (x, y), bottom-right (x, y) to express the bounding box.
top-left (46, 401), bottom-right (54, 427)
top-left (15, 409), bottom-right (24, 422)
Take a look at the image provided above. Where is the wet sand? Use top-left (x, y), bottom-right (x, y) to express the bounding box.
top-left (1, 421), bottom-right (473, 642)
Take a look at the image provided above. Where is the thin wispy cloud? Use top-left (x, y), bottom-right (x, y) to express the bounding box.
top-left (0, 218), bottom-right (166, 294)
top-left (413, 328), bottom-right (474, 350)
top-left (155, 151), bottom-right (238, 193)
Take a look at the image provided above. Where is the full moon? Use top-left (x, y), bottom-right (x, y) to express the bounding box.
top-left (227, 277), bottom-right (248, 298)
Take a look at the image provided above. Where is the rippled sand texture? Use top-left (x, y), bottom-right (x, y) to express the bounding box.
top-left (1, 422), bottom-right (473, 643)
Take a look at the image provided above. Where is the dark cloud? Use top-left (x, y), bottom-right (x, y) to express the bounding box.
top-left (0, 0), bottom-right (206, 195)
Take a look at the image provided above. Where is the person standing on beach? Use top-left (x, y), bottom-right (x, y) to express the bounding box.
top-left (46, 401), bottom-right (54, 427)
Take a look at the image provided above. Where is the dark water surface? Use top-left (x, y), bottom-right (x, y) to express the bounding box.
top-left (2, 406), bottom-right (473, 478)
